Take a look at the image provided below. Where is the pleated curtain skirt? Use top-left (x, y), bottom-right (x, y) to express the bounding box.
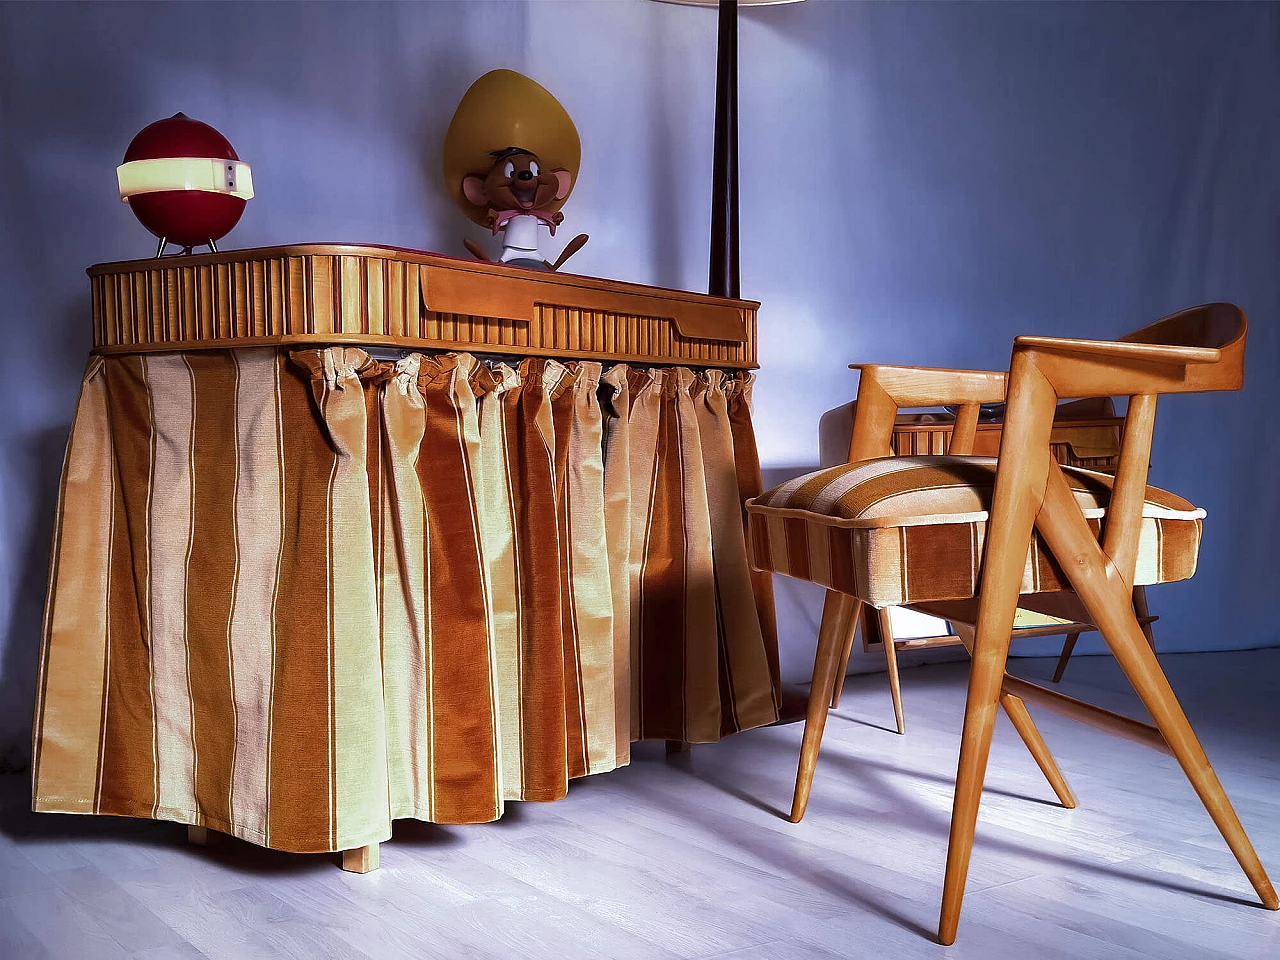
top-left (32, 347), bottom-right (780, 853)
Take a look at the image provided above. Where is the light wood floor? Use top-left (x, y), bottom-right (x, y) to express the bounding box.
top-left (3, 650), bottom-right (1279, 959)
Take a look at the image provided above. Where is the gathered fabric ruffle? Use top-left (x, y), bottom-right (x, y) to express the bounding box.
top-left (32, 347), bottom-right (779, 853)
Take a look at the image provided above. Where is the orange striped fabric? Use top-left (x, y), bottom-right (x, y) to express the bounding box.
top-left (33, 347), bottom-right (778, 852)
top-left (725, 375), bottom-right (781, 700)
top-left (622, 368), bottom-right (780, 743)
top-left (374, 351), bottom-right (502, 826)
top-left (746, 455), bottom-right (1204, 608)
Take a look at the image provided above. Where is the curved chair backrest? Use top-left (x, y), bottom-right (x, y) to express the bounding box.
top-left (1013, 302), bottom-right (1246, 398)
top-left (1121, 301), bottom-right (1247, 350)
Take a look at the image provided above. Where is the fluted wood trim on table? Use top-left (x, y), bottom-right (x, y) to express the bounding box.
top-left (88, 244), bottom-right (759, 368)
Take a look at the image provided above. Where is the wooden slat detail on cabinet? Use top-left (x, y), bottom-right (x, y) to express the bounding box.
top-left (88, 243), bottom-right (759, 368)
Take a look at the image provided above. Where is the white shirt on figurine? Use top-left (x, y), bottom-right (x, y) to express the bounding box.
top-left (498, 214), bottom-right (547, 264)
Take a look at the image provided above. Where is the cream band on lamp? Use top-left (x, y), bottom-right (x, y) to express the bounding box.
top-left (116, 112), bottom-right (254, 257)
top-left (117, 157), bottom-right (255, 202)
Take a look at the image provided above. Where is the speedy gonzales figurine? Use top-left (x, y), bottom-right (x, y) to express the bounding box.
top-left (443, 70), bottom-right (588, 271)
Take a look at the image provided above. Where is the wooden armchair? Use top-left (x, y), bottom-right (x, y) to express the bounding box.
top-left (745, 304), bottom-right (1276, 944)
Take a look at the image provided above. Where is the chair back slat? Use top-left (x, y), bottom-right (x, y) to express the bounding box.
top-left (1100, 394), bottom-right (1158, 586)
top-left (948, 404), bottom-right (980, 456)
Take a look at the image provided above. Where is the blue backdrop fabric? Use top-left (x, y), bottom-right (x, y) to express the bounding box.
top-left (1, 1), bottom-right (1277, 766)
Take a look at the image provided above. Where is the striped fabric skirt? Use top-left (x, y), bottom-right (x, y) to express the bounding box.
top-left (32, 347), bottom-right (779, 853)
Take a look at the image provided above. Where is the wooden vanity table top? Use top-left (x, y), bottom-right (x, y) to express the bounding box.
top-left (88, 243), bottom-right (760, 368)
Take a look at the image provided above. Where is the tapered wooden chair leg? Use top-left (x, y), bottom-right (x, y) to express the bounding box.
top-left (999, 693), bottom-right (1076, 808)
top-left (827, 591), bottom-right (860, 709)
top-left (1051, 631), bottom-right (1080, 683)
top-left (1106, 625), bottom-right (1275, 907)
top-left (792, 593), bottom-right (864, 823)
top-left (939, 381), bottom-right (1051, 946)
top-left (953, 623), bottom-right (1076, 808)
top-left (1050, 591), bottom-right (1150, 686)
top-left (1037, 469), bottom-right (1278, 911)
top-left (877, 607), bottom-right (905, 734)
top-left (939, 625), bottom-right (1018, 944)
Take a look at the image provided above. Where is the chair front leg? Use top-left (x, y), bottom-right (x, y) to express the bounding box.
top-left (940, 355), bottom-right (1055, 945)
top-left (827, 590), bottom-right (860, 709)
top-left (938, 519), bottom-right (1037, 944)
top-left (791, 591), bottom-right (863, 823)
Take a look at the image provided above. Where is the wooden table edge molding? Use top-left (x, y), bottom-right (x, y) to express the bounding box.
top-left (88, 242), bottom-right (761, 368)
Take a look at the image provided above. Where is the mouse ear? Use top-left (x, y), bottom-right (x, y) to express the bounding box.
top-left (552, 169), bottom-right (572, 200)
top-left (462, 175), bottom-right (489, 207)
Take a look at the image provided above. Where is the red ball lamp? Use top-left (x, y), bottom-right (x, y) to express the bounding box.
top-left (116, 112), bottom-right (254, 257)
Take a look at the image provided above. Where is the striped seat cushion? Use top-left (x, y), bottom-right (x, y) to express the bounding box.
top-left (745, 456), bottom-right (1204, 608)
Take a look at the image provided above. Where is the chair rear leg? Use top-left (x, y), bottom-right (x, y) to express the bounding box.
top-left (1052, 631), bottom-right (1081, 683)
top-left (1053, 588), bottom-right (1152, 685)
top-left (954, 623), bottom-right (1076, 808)
top-left (1132, 584), bottom-right (1156, 650)
top-left (998, 693), bottom-right (1076, 808)
top-left (792, 592), bottom-right (863, 823)
top-left (1037, 471), bottom-right (1278, 910)
top-left (1072, 571), bottom-right (1276, 907)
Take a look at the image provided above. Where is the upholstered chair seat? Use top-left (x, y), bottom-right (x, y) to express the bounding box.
top-left (746, 455), bottom-right (1203, 608)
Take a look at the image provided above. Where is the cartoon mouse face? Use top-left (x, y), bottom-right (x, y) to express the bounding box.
top-left (462, 147), bottom-right (571, 214)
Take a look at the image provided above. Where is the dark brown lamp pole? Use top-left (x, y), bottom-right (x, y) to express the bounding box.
top-left (709, 0), bottom-right (740, 298)
top-left (656, 0), bottom-right (799, 298)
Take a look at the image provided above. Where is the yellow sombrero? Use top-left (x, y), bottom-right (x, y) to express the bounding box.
top-left (443, 69), bottom-right (582, 228)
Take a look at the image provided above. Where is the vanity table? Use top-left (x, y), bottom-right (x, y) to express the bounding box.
top-left (33, 244), bottom-right (780, 871)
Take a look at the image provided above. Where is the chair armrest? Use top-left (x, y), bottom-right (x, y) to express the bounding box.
top-left (850, 364), bottom-right (1007, 408)
top-left (1013, 336), bottom-right (1222, 365)
top-left (848, 365), bottom-right (1006, 460)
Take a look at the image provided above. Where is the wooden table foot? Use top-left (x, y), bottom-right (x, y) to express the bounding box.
top-left (341, 843), bottom-right (380, 874)
top-left (187, 825), bottom-right (210, 846)
top-left (665, 739), bottom-right (691, 755)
